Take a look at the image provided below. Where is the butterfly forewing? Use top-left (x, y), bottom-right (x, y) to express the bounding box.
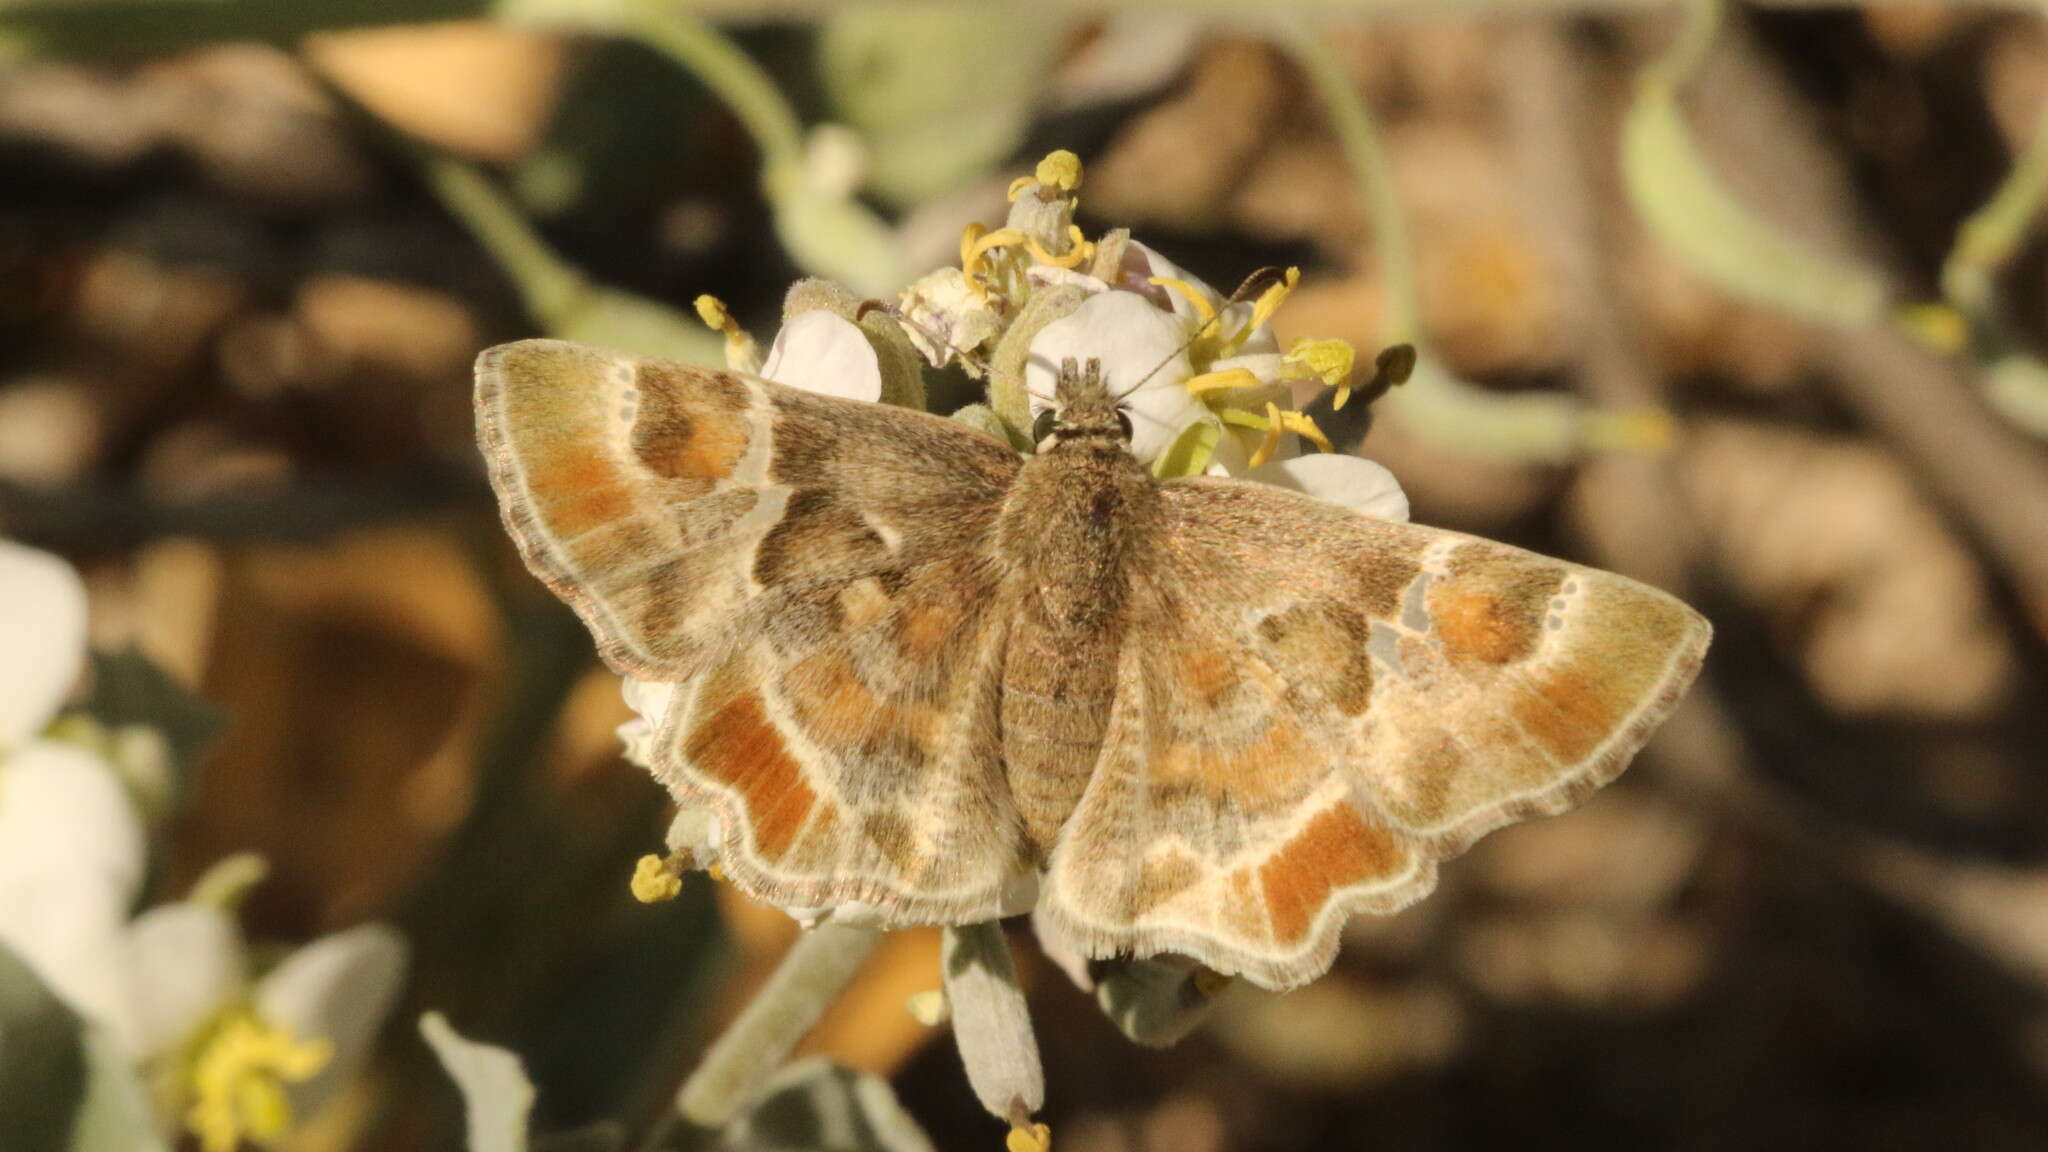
top-left (477, 339), bottom-right (1034, 920)
top-left (1033, 477), bottom-right (1710, 989)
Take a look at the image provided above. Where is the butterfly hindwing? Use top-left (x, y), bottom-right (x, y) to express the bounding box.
top-left (1036, 478), bottom-right (1710, 989)
top-left (477, 339), bottom-right (1033, 917)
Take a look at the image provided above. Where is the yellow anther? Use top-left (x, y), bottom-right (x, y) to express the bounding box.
top-left (1006, 174), bottom-right (1037, 202)
top-left (1007, 1120), bottom-right (1054, 1152)
top-left (707, 861), bottom-right (728, 883)
top-left (694, 294), bottom-right (761, 373)
top-left (905, 989), bottom-right (949, 1026)
top-left (1285, 337), bottom-right (1356, 394)
top-left (1278, 409), bottom-right (1334, 454)
top-left (1179, 367), bottom-right (1264, 396)
top-left (630, 854), bottom-right (683, 904)
top-left (1242, 266), bottom-right (1300, 339)
top-left (1147, 276), bottom-right (1217, 331)
top-left (1246, 402), bottom-right (1287, 468)
top-left (694, 294), bottom-right (735, 334)
top-left (1035, 149), bottom-right (1083, 191)
top-left (185, 1013), bottom-right (332, 1152)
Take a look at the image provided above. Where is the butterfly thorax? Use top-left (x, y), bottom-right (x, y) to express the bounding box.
top-left (992, 362), bottom-right (1162, 855)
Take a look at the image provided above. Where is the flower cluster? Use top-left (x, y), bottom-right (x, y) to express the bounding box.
top-left (0, 540), bottom-right (405, 1152)
top-left (695, 149), bottom-right (1409, 521)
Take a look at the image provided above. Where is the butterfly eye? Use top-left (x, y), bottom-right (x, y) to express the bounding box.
top-left (1114, 409), bottom-right (1134, 441)
top-left (1033, 408), bottom-right (1059, 443)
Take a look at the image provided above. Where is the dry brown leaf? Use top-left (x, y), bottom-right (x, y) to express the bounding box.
top-left (1679, 419), bottom-right (2014, 718)
top-left (304, 22), bottom-right (567, 164)
top-left (1086, 38), bottom-right (1286, 228)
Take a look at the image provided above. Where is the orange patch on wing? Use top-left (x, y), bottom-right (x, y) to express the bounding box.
top-left (686, 688), bottom-right (815, 860)
top-left (1430, 582), bottom-right (1539, 665)
top-left (1257, 804), bottom-right (1405, 945)
top-left (898, 604), bottom-right (954, 657)
top-left (1177, 648), bottom-right (1236, 706)
top-left (786, 651), bottom-right (878, 738)
top-left (1510, 658), bottom-right (1625, 764)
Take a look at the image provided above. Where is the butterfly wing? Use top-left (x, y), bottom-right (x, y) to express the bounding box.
top-left (1036, 476), bottom-right (1710, 989)
top-left (477, 339), bottom-right (1033, 920)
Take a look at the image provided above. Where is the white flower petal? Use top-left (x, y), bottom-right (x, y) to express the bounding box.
top-left (419, 1012), bottom-right (533, 1152)
top-left (0, 540), bottom-right (88, 749)
top-left (256, 923), bottom-right (408, 1115)
top-left (761, 311), bottom-right (883, 402)
top-left (1240, 454), bottom-right (1410, 522)
top-left (896, 266), bottom-right (1001, 370)
top-left (617, 678), bottom-right (676, 769)
top-left (126, 902), bottom-right (247, 1060)
top-left (1024, 291), bottom-right (1206, 463)
top-left (1117, 240), bottom-right (1226, 326)
top-left (0, 743), bottom-right (146, 1053)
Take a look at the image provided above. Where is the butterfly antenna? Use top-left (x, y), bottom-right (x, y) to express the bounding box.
top-left (1107, 266), bottom-right (1289, 404)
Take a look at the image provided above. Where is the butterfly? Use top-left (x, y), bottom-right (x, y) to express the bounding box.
top-left (475, 337), bottom-right (1710, 990)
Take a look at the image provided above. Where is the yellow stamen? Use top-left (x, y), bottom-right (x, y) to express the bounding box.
top-left (1147, 276), bottom-right (1217, 331)
top-left (1035, 149), bottom-right (1083, 191)
top-left (1179, 367), bottom-right (1264, 396)
top-left (1247, 402), bottom-right (1287, 468)
top-left (1005, 174), bottom-right (1036, 202)
top-left (631, 854), bottom-right (683, 904)
top-left (693, 294), bottom-right (760, 373)
top-left (693, 294), bottom-right (733, 333)
top-left (1278, 409), bottom-right (1334, 453)
top-left (963, 227), bottom-right (1026, 301)
top-left (1284, 337), bottom-right (1356, 403)
top-left (707, 861), bottom-right (728, 883)
top-left (1007, 1121), bottom-right (1054, 1152)
top-left (185, 1013), bottom-right (332, 1152)
top-left (959, 221), bottom-right (988, 271)
top-left (1023, 228), bottom-right (1092, 270)
top-left (1241, 266), bottom-right (1300, 339)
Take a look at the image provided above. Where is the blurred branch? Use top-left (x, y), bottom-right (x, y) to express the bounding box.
top-left (6, 0), bottom-right (2044, 63)
top-left (1277, 15), bottom-right (1671, 463)
top-left (639, 921), bottom-right (880, 1152)
top-left (421, 154), bottom-right (725, 362)
top-left (1674, 11), bottom-right (2048, 641)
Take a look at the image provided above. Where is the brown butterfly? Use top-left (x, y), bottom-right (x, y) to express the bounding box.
top-left (475, 338), bottom-right (1709, 990)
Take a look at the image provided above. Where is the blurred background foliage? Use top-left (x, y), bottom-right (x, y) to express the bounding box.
top-left (4, 1), bottom-right (2048, 1149)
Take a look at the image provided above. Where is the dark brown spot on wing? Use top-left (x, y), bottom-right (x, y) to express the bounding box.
top-left (753, 490), bottom-right (887, 586)
top-left (1259, 604), bottom-right (1375, 715)
top-left (631, 363), bottom-right (751, 481)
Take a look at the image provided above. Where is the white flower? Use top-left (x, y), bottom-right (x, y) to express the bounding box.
top-left (0, 540), bottom-right (405, 1151)
top-left (760, 310), bottom-right (884, 402)
top-left (0, 539), bottom-right (150, 1054)
top-left (1239, 453), bottom-right (1410, 523)
top-left (1024, 290), bottom-right (1206, 464)
top-left (898, 266), bottom-right (1002, 370)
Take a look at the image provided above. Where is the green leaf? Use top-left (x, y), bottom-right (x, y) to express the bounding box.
top-left (0, 944), bottom-right (85, 1152)
top-left (717, 1058), bottom-right (935, 1152)
top-left (820, 5), bottom-right (1060, 206)
top-left (421, 1012), bottom-right (534, 1152)
top-left (1151, 417), bottom-right (1222, 478)
top-left (1620, 22), bottom-right (1889, 328)
top-left (0, 943), bottom-right (165, 1152)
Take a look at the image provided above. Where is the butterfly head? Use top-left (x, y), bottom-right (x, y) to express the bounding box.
top-left (1033, 357), bottom-right (1135, 450)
